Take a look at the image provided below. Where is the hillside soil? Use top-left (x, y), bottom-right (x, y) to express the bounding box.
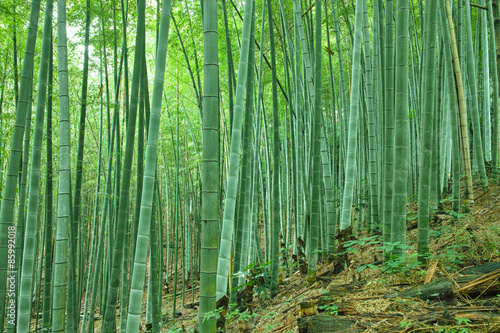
top-left (157, 179), bottom-right (500, 332)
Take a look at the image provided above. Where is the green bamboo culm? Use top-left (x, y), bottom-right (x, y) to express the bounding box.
top-left (17, 0), bottom-right (53, 330)
top-left (443, 0), bottom-right (474, 205)
top-left (382, 0), bottom-right (395, 258)
top-left (231, 12), bottom-right (256, 299)
top-left (80, 40), bottom-right (106, 333)
top-left (216, 0), bottom-right (254, 301)
top-left (70, 1), bottom-right (91, 327)
top-left (480, 0), bottom-right (492, 163)
top-left (339, 0), bottom-right (364, 230)
top-left (172, 86), bottom-right (180, 318)
top-left (249, 3), bottom-right (266, 266)
top-left (306, 0), bottom-right (322, 283)
top-left (11, 81), bottom-right (32, 333)
top-left (292, 0), bottom-right (305, 253)
top-left (463, 0), bottom-right (488, 186)
top-left (221, 0), bottom-right (235, 135)
top-left (126, 0), bottom-right (172, 331)
top-left (438, 0), bottom-right (461, 213)
top-left (199, 0), bottom-right (219, 331)
top-left (41, 32), bottom-right (54, 333)
top-left (82, 5), bottom-right (123, 330)
top-left (460, 4), bottom-right (476, 199)
top-left (52, 0), bottom-right (72, 330)
top-left (417, 0), bottom-right (438, 263)
top-left (487, 0), bottom-right (500, 172)
top-left (267, 0), bottom-right (281, 297)
top-left (102, 0), bottom-right (146, 327)
top-left (0, 1), bottom-right (41, 329)
top-left (391, 0), bottom-right (410, 259)
top-left (361, 0), bottom-right (379, 233)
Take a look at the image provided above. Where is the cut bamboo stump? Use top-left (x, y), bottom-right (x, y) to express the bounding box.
top-left (299, 301), bottom-right (317, 317)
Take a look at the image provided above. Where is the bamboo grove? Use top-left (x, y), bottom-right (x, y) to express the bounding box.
top-left (0, 0), bottom-right (499, 331)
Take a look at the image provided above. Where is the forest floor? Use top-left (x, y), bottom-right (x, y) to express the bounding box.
top-left (157, 178), bottom-right (500, 332)
top-left (78, 177), bottom-right (500, 332)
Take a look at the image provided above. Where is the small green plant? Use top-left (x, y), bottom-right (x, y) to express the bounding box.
top-left (202, 307), bottom-right (223, 322)
top-left (232, 261), bottom-right (274, 296)
top-left (380, 252), bottom-right (423, 279)
top-left (281, 243), bottom-right (293, 254)
top-left (225, 307), bottom-right (259, 323)
top-left (456, 317), bottom-right (472, 332)
top-left (430, 225), bottom-right (453, 238)
top-left (434, 317), bottom-right (472, 333)
top-left (342, 235), bottom-right (381, 254)
top-left (449, 210), bottom-right (467, 220)
top-left (443, 328), bottom-right (471, 333)
top-left (166, 327), bottom-right (184, 333)
top-left (261, 311), bottom-right (277, 320)
top-left (406, 211), bottom-right (417, 221)
top-left (456, 317), bottom-right (471, 326)
top-left (485, 225), bottom-right (500, 257)
top-left (433, 244), bottom-right (466, 271)
top-left (399, 320), bottom-right (412, 329)
top-left (318, 303), bottom-right (338, 315)
top-left (356, 262), bottom-right (380, 273)
top-left (381, 241), bottom-right (412, 252)
top-left (264, 322), bottom-right (281, 332)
